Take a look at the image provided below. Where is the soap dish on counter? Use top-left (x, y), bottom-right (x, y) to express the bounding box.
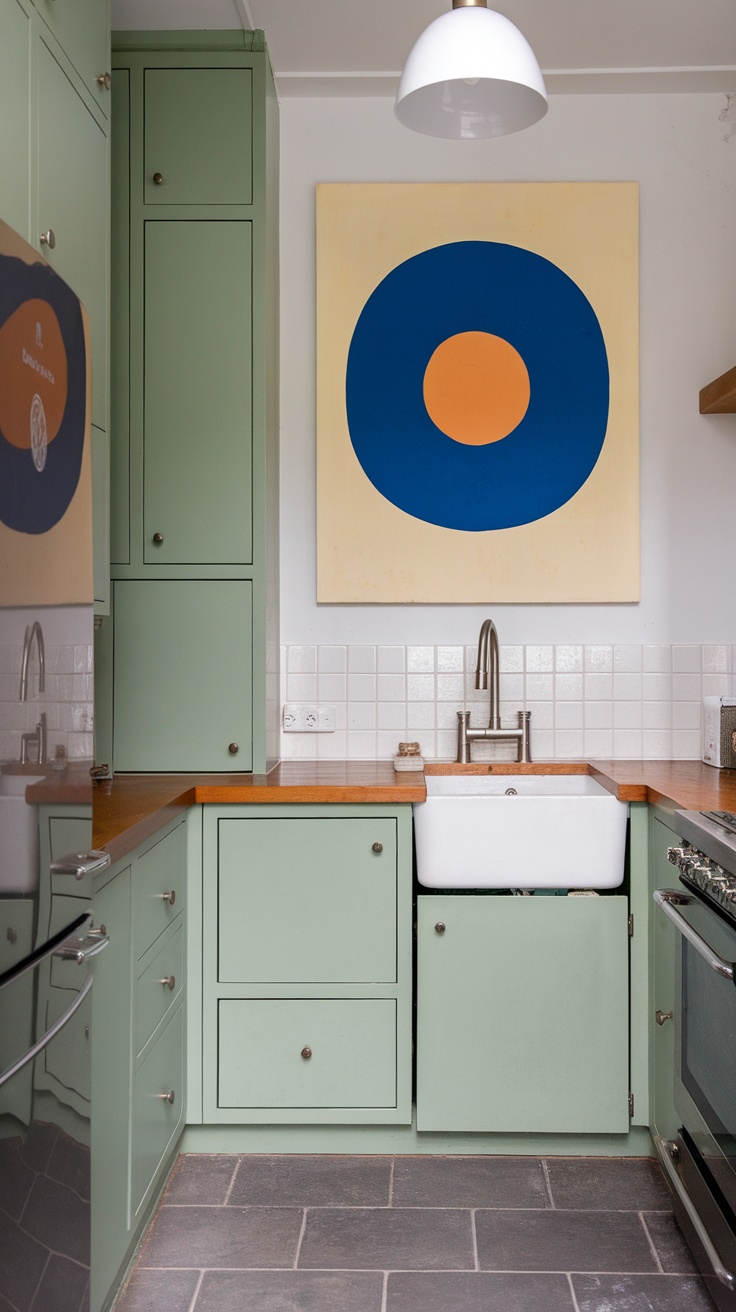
top-left (393, 741), bottom-right (424, 772)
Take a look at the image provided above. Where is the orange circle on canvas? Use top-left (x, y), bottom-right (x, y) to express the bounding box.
top-left (423, 330), bottom-right (530, 446)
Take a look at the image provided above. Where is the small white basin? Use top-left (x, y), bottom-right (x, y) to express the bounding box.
top-left (413, 773), bottom-right (628, 889)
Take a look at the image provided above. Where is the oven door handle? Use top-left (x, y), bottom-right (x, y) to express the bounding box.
top-left (653, 889), bottom-right (735, 980)
top-left (655, 1136), bottom-right (736, 1291)
top-left (0, 971), bottom-right (93, 1090)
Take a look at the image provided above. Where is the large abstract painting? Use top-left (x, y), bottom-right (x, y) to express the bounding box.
top-left (316, 183), bottom-right (639, 602)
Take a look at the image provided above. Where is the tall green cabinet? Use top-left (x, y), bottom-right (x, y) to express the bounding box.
top-left (100, 32), bottom-right (279, 773)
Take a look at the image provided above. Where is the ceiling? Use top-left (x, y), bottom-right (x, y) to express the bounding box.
top-left (111, 0), bottom-right (736, 96)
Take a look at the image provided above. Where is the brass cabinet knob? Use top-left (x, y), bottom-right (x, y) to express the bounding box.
top-left (228, 742), bottom-right (239, 755)
top-left (152, 172), bottom-right (164, 185)
top-left (435, 921), bottom-right (446, 935)
top-left (301, 1046), bottom-right (312, 1060)
top-left (40, 229), bottom-right (56, 249)
top-left (157, 1089), bottom-right (175, 1104)
top-left (160, 889), bottom-right (176, 906)
top-left (159, 975), bottom-right (176, 991)
top-left (96, 72), bottom-right (112, 90)
top-left (372, 842), bottom-right (383, 854)
top-left (655, 1009), bottom-right (673, 1026)
top-left (152, 532), bottom-right (164, 545)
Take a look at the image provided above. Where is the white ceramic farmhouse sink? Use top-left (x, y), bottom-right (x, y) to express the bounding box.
top-left (413, 772), bottom-right (628, 889)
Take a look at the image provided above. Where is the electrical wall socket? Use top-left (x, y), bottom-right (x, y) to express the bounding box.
top-left (283, 703), bottom-right (336, 732)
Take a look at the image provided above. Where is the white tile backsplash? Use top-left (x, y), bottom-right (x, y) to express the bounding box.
top-left (280, 644), bottom-right (729, 763)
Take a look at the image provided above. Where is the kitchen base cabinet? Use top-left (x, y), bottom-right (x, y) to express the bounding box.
top-left (416, 893), bottom-right (630, 1134)
top-left (91, 816), bottom-right (186, 1312)
top-left (198, 805), bottom-right (413, 1126)
top-left (649, 811), bottom-right (681, 1142)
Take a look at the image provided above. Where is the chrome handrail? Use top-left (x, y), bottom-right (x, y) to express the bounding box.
top-left (0, 972), bottom-right (93, 1089)
top-left (653, 889), bottom-right (734, 980)
top-left (655, 1136), bottom-right (736, 1291)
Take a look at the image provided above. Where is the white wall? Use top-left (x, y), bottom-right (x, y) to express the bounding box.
top-left (279, 92), bottom-right (736, 648)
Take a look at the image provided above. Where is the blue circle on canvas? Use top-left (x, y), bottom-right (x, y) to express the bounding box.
top-left (345, 241), bottom-right (609, 531)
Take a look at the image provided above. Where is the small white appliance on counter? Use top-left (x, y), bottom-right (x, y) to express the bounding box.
top-left (702, 697), bottom-right (736, 769)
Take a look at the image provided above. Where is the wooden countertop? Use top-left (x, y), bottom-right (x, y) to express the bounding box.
top-left (84, 758), bottom-right (736, 867)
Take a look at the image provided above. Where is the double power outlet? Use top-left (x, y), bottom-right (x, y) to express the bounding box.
top-left (283, 703), bottom-right (336, 733)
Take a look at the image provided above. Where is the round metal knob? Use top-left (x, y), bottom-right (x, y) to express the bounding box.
top-left (152, 532), bottom-right (164, 545)
top-left (160, 889), bottom-right (176, 906)
top-left (40, 229), bottom-right (56, 249)
top-left (152, 172), bottom-right (164, 185)
top-left (655, 1009), bottom-right (673, 1026)
top-left (228, 742), bottom-right (239, 755)
top-left (372, 842), bottom-right (383, 854)
top-left (435, 922), bottom-right (446, 935)
top-left (96, 72), bottom-right (112, 90)
top-left (157, 1090), bottom-right (175, 1105)
top-left (301, 1046), bottom-right (312, 1060)
top-left (160, 975), bottom-right (176, 991)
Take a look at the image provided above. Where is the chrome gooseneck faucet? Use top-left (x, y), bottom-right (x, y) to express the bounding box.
top-left (456, 618), bottom-right (531, 763)
top-left (19, 621), bottom-right (47, 765)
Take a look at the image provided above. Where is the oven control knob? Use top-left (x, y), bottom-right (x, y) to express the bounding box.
top-left (667, 846), bottom-right (687, 866)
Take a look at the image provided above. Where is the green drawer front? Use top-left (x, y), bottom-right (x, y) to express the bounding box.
top-left (135, 922), bottom-right (184, 1057)
top-left (143, 68), bottom-right (253, 206)
top-left (133, 825), bottom-right (186, 960)
top-left (131, 1003), bottom-right (184, 1221)
top-left (218, 999), bottom-right (397, 1109)
top-left (217, 818), bottom-right (398, 983)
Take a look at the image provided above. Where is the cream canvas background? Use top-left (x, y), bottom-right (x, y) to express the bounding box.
top-left (316, 182), bottom-right (639, 604)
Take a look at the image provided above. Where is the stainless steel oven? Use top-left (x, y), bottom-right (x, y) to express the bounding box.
top-left (654, 809), bottom-right (736, 1312)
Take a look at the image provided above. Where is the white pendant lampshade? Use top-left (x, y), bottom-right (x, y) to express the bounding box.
top-left (395, 0), bottom-right (548, 140)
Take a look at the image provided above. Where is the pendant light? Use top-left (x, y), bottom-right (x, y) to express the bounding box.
top-left (395, 0), bottom-right (548, 140)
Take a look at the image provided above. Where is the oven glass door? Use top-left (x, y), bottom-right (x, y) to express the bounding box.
top-left (673, 887), bottom-right (736, 1214)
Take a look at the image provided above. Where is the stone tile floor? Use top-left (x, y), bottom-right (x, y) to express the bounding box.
top-left (115, 1155), bottom-right (717, 1311)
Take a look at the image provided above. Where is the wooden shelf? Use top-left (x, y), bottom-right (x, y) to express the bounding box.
top-left (700, 364), bottom-right (736, 413)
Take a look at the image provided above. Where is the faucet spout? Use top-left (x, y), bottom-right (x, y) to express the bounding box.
top-left (475, 618), bottom-right (500, 730)
top-left (19, 621), bottom-right (45, 702)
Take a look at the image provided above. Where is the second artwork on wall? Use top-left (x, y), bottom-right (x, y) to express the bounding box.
top-left (317, 182), bottom-right (639, 604)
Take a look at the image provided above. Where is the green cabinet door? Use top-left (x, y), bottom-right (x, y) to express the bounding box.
top-left (143, 67), bottom-right (252, 206)
top-left (112, 579), bottom-right (253, 772)
top-left (217, 816), bottom-right (398, 983)
top-left (38, 40), bottom-right (108, 433)
top-left (109, 67), bottom-right (130, 567)
top-left (416, 894), bottom-right (630, 1134)
top-left (650, 816), bottom-right (680, 1140)
top-left (0, 0), bottom-right (31, 240)
top-left (130, 1003), bottom-right (185, 1221)
top-left (34, 0), bottom-right (110, 114)
top-left (143, 220), bottom-right (253, 565)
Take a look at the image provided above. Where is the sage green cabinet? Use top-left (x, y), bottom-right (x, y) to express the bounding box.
top-left (650, 812), bottom-right (680, 1141)
top-left (112, 579), bottom-right (253, 772)
top-left (416, 893), bottom-right (631, 1133)
top-left (34, 0), bottom-right (110, 115)
top-left (106, 34), bottom-right (279, 773)
top-left (198, 805), bottom-right (413, 1125)
top-left (0, 0), bottom-right (32, 239)
top-left (91, 816), bottom-right (186, 1312)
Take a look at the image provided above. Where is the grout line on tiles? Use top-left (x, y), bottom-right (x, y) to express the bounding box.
top-left (639, 1211), bottom-right (665, 1273)
top-left (187, 1270), bottom-right (205, 1312)
top-left (471, 1209), bottom-right (480, 1271)
top-left (222, 1157), bottom-right (242, 1205)
top-left (388, 1158), bottom-right (395, 1207)
top-left (293, 1208), bottom-right (308, 1269)
top-left (566, 1272), bottom-right (582, 1312)
top-left (541, 1159), bottom-right (555, 1208)
top-left (380, 1269), bottom-right (389, 1312)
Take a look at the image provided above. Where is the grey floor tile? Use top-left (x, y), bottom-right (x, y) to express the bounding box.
top-left (196, 1269), bottom-right (384, 1311)
top-left (476, 1208), bottom-right (657, 1272)
top-left (229, 1155), bottom-right (392, 1207)
top-left (299, 1207), bottom-right (474, 1271)
top-left (138, 1205), bottom-right (303, 1269)
top-left (572, 1273), bottom-right (717, 1311)
top-left (0, 1137), bottom-right (34, 1221)
top-left (0, 1208), bottom-right (48, 1311)
top-left (386, 1271), bottom-right (575, 1312)
top-left (165, 1154), bottom-right (239, 1205)
top-left (546, 1157), bottom-right (671, 1210)
top-left (642, 1211), bottom-right (701, 1274)
top-left (20, 1172), bottom-right (90, 1265)
top-left (392, 1156), bottom-right (548, 1209)
top-left (31, 1254), bottom-right (90, 1312)
top-left (115, 1269), bottom-right (201, 1312)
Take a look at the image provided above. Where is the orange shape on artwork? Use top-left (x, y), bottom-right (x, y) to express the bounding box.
top-left (0, 299), bottom-right (68, 449)
top-left (423, 329), bottom-right (530, 446)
